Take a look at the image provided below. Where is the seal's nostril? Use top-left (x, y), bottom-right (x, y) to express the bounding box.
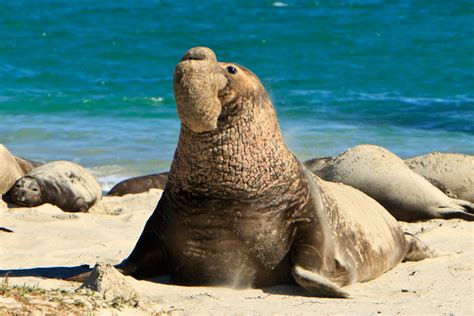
top-left (181, 47), bottom-right (217, 62)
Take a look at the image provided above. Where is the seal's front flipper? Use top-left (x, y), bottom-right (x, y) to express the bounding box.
top-left (433, 200), bottom-right (474, 221)
top-left (403, 233), bottom-right (434, 262)
top-left (72, 197), bottom-right (88, 213)
top-left (118, 225), bottom-right (167, 280)
top-left (292, 266), bottom-right (349, 298)
top-left (116, 198), bottom-right (170, 279)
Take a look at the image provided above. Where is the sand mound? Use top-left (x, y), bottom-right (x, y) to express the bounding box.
top-left (79, 263), bottom-right (138, 302)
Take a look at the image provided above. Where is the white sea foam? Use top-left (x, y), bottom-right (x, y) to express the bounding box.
top-left (121, 96), bottom-right (165, 105)
top-left (88, 165), bottom-right (134, 192)
top-left (273, 2), bottom-right (288, 7)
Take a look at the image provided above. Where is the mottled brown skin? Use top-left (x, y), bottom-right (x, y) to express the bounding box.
top-left (107, 172), bottom-right (169, 196)
top-left (115, 47), bottom-right (430, 297)
top-left (10, 176), bottom-right (90, 212)
top-left (9, 161), bottom-right (102, 213)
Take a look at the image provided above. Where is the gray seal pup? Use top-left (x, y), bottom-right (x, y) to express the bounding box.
top-left (107, 172), bottom-right (169, 196)
top-left (308, 145), bottom-right (474, 221)
top-left (405, 153), bottom-right (474, 203)
top-left (112, 47), bottom-right (432, 298)
top-left (0, 144), bottom-right (25, 194)
top-left (9, 161), bottom-right (102, 212)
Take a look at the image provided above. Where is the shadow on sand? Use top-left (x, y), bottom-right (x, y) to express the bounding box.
top-left (0, 267), bottom-right (321, 298)
top-left (0, 265), bottom-right (91, 279)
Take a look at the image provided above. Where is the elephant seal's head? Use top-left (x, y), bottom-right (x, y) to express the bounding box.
top-left (174, 47), bottom-right (273, 133)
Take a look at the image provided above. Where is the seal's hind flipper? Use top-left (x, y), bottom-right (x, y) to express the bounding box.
top-left (292, 266), bottom-right (349, 298)
top-left (403, 233), bottom-right (434, 262)
top-left (433, 199), bottom-right (474, 221)
top-left (453, 199), bottom-right (474, 213)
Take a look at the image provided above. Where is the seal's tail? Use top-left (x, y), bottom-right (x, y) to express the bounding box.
top-left (403, 232), bottom-right (434, 262)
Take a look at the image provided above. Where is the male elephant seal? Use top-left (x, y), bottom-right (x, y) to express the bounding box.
top-left (110, 47), bottom-right (431, 298)
top-left (9, 161), bottom-right (102, 212)
top-left (405, 153), bottom-right (474, 203)
top-left (0, 144), bottom-right (25, 194)
top-left (308, 145), bottom-right (474, 222)
top-left (107, 172), bottom-right (169, 196)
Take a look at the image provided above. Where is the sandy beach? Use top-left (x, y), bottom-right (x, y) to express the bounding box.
top-left (1, 189), bottom-right (472, 315)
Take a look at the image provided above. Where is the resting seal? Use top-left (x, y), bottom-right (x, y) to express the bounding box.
top-left (107, 172), bottom-right (169, 196)
top-left (9, 161), bottom-right (102, 212)
top-left (0, 144), bottom-right (25, 194)
top-left (405, 153), bottom-right (474, 203)
top-left (307, 145), bottom-right (474, 221)
top-left (113, 47), bottom-right (431, 297)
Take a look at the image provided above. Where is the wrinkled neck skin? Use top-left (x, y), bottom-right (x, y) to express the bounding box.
top-left (167, 95), bottom-right (301, 200)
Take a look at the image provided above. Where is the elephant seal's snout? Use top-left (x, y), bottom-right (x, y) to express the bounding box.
top-left (174, 47), bottom-right (227, 133)
top-left (181, 47), bottom-right (217, 62)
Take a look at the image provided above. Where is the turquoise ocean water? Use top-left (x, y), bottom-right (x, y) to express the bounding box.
top-left (1, 1), bottom-right (473, 189)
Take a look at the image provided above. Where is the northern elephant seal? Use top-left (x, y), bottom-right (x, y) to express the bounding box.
top-left (113, 47), bottom-right (431, 297)
top-left (107, 172), bottom-right (169, 196)
top-left (9, 161), bottom-right (102, 212)
top-left (405, 153), bottom-right (474, 203)
top-left (0, 144), bottom-right (25, 194)
top-left (308, 145), bottom-right (474, 221)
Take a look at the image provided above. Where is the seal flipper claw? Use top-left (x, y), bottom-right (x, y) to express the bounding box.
top-left (403, 232), bottom-right (434, 262)
top-left (456, 200), bottom-right (474, 213)
top-left (292, 266), bottom-right (349, 298)
top-left (433, 200), bottom-right (474, 221)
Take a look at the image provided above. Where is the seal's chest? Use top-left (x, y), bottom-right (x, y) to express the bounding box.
top-left (163, 206), bottom-right (294, 286)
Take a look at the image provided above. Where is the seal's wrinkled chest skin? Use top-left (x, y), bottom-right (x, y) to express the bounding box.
top-left (158, 191), bottom-right (298, 286)
top-left (117, 47), bottom-right (433, 298)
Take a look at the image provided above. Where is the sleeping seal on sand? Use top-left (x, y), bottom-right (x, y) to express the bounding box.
top-left (405, 153), bottom-right (474, 203)
top-left (112, 47), bottom-right (432, 297)
top-left (306, 145), bottom-right (474, 221)
top-left (107, 172), bottom-right (169, 196)
top-left (9, 161), bottom-right (102, 212)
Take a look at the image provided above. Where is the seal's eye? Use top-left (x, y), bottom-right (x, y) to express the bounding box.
top-left (227, 65), bottom-right (237, 75)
